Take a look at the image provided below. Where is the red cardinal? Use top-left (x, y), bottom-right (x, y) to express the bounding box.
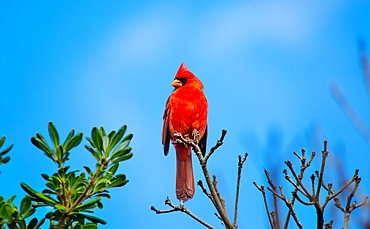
top-left (162, 63), bottom-right (208, 202)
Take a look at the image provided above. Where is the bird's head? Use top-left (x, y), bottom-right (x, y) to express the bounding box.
top-left (172, 63), bottom-right (204, 89)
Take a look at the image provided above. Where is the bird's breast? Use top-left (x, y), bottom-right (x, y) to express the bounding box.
top-left (168, 88), bottom-right (208, 138)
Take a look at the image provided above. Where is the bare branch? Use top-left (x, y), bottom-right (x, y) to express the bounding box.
top-left (316, 141), bottom-right (329, 201)
top-left (284, 150), bottom-right (315, 229)
top-left (205, 129), bottom-right (227, 162)
top-left (322, 170), bottom-right (360, 210)
top-left (197, 180), bottom-right (213, 203)
top-left (233, 153), bottom-right (248, 226)
top-left (292, 191), bottom-right (313, 206)
top-left (264, 169), bottom-right (281, 228)
top-left (266, 186), bottom-right (304, 229)
top-left (284, 161), bottom-right (312, 198)
top-left (174, 131), bottom-right (235, 229)
top-left (282, 169), bottom-right (307, 197)
top-left (332, 171), bottom-right (369, 229)
top-left (253, 182), bottom-right (275, 229)
top-left (151, 197), bottom-right (215, 229)
top-left (324, 220), bottom-right (333, 229)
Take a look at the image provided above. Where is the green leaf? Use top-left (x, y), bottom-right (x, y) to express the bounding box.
top-left (111, 153), bottom-right (133, 164)
top-left (107, 125), bottom-right (126, 153)
top-left (107, 163), bottom-right (119, 177)
top-left (95, 193), bottom-right (110, 199)
top-left (0, 203), bottom-right (13, 218)
top-left (97, 201), bottom-right (103, 209)
top-left (95, 182), bottom-right (107, 192)
top-left (99, 126), bottom-right (106, 137)
top-left (91, 128), bottom-right (102, 152)
top-left (31, 136), bottom-right (54, 161)
top-left (110, 140), bottom-right (131, 159)
top-left (122, 133), bottom-right (133, 142)
top-left (0, 136), bottom-right (5, 148)
top-left (42, 189), bottom-right (56, 195)
top-left (108, 174), bottom-right (128, 188)
top-left (20, 196), bottom-right (31, 216)
top-left (41, 174), bottom-right (49, 181)
top-left (0, 156), bottom-right (10, 164)
top-left (67, 172), bottom-right (76, 187)
top-left (84, 145), bottom-right (101, 161)
top-left (54, 204), bottom-right (66, 211)
top-left (34, 218), bottom-right (46, 229)
top-left (107, 130), bottom-right (116, 141)
top-left (23, 208), bottom-right (36, 219)
top-left (48, 122), bottom-right (60, 149)
top-left (0, 144), bottom-right (13, 156)
top-left (85, 137), bottom-right (95, 148)
top-left (21, 183), bottom-right (57, 205)
top-left (18, 220), bottom-right (27, 229)
top-left (62, 129), bottom-right (75, 147)
top-left (102, 136), bottom-right (109, 154)
top-left (64, 133), bottom-right (83, 152)
top-left (82, 223), bottom-right (98, 229)
top-left (7, 195), bottom-right (16, 203)
top-left (78, 213), bottom-right (106, 225)
top-left (110, 147), bottom-right (131, 161)
top-left (27, 218), bottom-right (38, 229)
top-left (56, 145), bottom-right (63, 166)
top-left (83, 166), bottom-right (92, 176)
top-left (74, 197), bottom-right (101, 211)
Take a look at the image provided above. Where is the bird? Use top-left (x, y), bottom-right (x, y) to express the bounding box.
top-left (162, 62), bottom-right (208, 202)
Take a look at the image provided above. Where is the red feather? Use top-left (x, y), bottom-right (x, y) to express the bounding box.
top-left (162, 63), bottom-right (208, 201)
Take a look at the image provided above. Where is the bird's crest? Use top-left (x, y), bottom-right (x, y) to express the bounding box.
top-left (179, 62), bottom-right (188, 71)
top-left (175, 62), bottom-right (195, 79)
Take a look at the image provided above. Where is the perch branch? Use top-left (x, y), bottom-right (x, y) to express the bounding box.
top-left (151, 197), bottom-right (215, 229)
top-left (174, 130), bottom-right (235, 229)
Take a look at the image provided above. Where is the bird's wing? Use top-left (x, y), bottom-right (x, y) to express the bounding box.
top-left (199, 125), bottom-right (208, 157)
top-left (162, 97), bottom-right (171, 156)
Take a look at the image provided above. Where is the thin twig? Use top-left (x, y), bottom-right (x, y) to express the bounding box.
top-left (285, 161), bottom-right (312, 198)
top-left (264, 169), bottom-right (280, 228)
top-left (321, 170), bottom-right (360, 210)
top-left (233, 153), bottom-right (248, 226)
top-left (151, 197), bottom-right (215, 229)
top-left (205, 129), bottom-right (227, 162)
top-left (324, 220), bottom-right (333, 229)
top-left (253, 182), bottom-right (275, 229)
top-left (197, 180), bottom-right (213, 203)
top-left (284, 150), bottom-right (315, 229)
top-left (333, 171), bottom-right (369, 229)
top-left (266, 186), bottom-right (304, 229)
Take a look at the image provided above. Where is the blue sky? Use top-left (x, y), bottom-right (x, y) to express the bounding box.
top-left (1, 1), bottom-right (370, 228)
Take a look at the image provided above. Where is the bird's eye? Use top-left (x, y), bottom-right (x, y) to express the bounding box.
top-left (176, 78), bottom-right (188, 85)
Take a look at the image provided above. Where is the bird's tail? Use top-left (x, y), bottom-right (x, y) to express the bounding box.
top-left (175, 145), bottom-right (194, 201)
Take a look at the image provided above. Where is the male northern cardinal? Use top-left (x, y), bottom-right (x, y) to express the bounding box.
top-left (162, 63), bottom-right (208, 201)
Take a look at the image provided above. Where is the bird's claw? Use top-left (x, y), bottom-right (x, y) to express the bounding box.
top-left (192, 129), bottom-right (200, 144)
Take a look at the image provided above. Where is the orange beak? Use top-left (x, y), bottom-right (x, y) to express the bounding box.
top-left (171, 79), bottom-right (183, 88)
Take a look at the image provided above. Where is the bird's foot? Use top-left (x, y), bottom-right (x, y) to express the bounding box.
top-left (192, 129), bottom-right (200, 144)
